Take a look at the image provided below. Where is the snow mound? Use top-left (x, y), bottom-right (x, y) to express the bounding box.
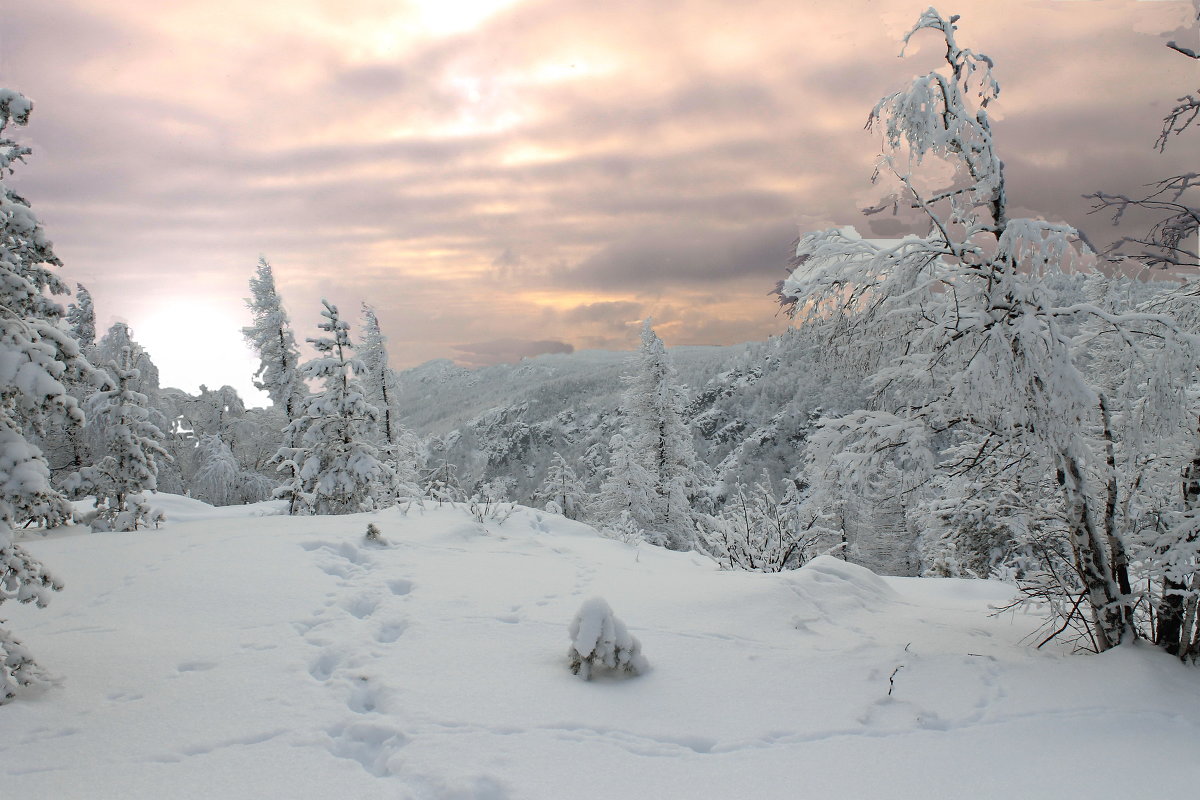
top-left (150, 492), bottom-right (287, 524)
top-left (783, 554), bottom-right (897, 627)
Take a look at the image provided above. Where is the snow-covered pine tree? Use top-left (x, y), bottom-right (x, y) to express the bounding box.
top-left (594, 433), bottom-right (659, 544)
top-left (67, 345), bottom-right (171, 531)
top-left (65, 283), bottom-right (96, 354)
top-left (614, 320), bottom-right (703, 550)
top-left (535, 452), bottom-right (589, 520)
top-left (92, 322), bottom-right (186, 494)
top-left (0, 89), bottom-right (81, 699)
top-left (275, 301), bottom-right (390, 515)
top-left (359, 303), bottom-right (419, 503)
top-left (38, 283), bottom-right (102, 488)
top-left (242, 257), bottom-right (305, 421)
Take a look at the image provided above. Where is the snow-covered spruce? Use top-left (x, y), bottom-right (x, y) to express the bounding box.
top-left (66, 345), bottom-right (171, 531)
top-left (567, 597), bottom-right (647, 681)
top-left (243, 257), bottom-right (306, 422)
top-left (603, 320), bottom-right (704, 551)
top-left (0, 88), bottom-right (77, 700)
top-left (275, 300), bottom-right (391, 515)
top-left (534, 451), bottom-right (589, 521)
top-left (359, 303), bottom-right (421, 505)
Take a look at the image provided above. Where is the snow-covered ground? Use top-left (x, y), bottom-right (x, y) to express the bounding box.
top-left (2, 496), bottom-right (1196, 799)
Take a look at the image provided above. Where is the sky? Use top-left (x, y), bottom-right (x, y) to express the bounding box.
top-left (2, 0), bottom-right (1195, 403)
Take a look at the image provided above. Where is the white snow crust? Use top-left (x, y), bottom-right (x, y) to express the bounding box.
top-left (1, 496), bottom-right (1196, 798)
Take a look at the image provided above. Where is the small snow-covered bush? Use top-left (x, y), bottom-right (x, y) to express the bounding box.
top-left (567, 597), bottom-right (647, 681)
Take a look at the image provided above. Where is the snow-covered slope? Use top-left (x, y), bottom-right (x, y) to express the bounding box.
top-left (2, 497), bottom-right (1196, 798)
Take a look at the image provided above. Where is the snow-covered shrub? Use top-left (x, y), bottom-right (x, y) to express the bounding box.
top-left (697, 471), bottom-right (828, 572)
top-left (422, 460), bottom-right (466, 505)
top-left (0, 625), bottom-right (53, 702)
top-left (567, 597), bottom-right (647, 681)
top-left (364, 522), bottom-right (385, 545)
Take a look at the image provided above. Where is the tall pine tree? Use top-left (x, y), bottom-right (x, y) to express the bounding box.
top-left (359, 304), bottom-right (419, 501)
top-left (603, 321), bottom-right (703, 550)
top-left (242, 257), bottom-right (305, 421)
top-left (0, 90), bottom-right (78, 701)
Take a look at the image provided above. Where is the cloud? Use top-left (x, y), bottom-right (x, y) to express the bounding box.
top-left (557, 221), bottom-right (798, 290)
top-left (451, 338), bottom-right (575, 366)
top-left (561, 300), bottom-right (643, 326)
top-left (3, 0), bottom-right (1194, 393)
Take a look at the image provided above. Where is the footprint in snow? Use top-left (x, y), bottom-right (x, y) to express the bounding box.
top-left (309, 651), bottom-right (340, 682)
top-left (343, 594), bottom-right (381, 619)
top-left (325, 720), bottom-right (408, 777)
top-left (387, 578), bottom-right (414, 596)
top-left (375, 620), bottom-right (408, 643)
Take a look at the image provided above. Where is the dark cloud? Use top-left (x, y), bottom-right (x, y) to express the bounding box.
top-left (557, 221), bottom-right (798, 290)
top-left (561, 300), bottom-right (643, 325)
top-left (451, 338), bottom-right (575, 367)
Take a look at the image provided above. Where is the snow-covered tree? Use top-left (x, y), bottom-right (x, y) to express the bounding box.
top-left (275, 301), bottom-right (390, 515)
top-left (593, 433), bottom-right (658, 543)
top-left (610, 320), bottom-right (703, 550)
top-left (67, 346), bottom-right (170, 531)
top-left (535, 452), bottom-right (589, 520)
top-left (242, 257), bottom-right (305, 421)
top-left (0, 89), bottom-right (80, 698)
top-left (191, 434), bottom-right (273, 507)
top-left (567, 597), bottom-right (647, 681)
top-left (358, 304), bottom-right (419, 503)
top-left (36, 283), bottom-right (102, 488)
top-left (421, 459), bottom-right (466, 505)
top-left (777, 9), bottom-right (1196, 652)
top-left (65, 283), bottom-right (96, 353)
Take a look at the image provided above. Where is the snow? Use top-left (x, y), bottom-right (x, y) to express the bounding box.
top-left (2, 496), bottom-right (1197, 798)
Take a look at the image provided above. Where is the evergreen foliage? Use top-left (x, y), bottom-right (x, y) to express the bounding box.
top-left (66, 346), bottom-right (171, 531)
top-left (0, 89), bottom-right (75, 700)
top-left (607, 320), bottom-right (703, 550)
top-left (534, 452), bottom-right (589, 520)
top-left (275, 301), bottom-right (390, 515)
top-left (243, 257), bottom-right (305, 421)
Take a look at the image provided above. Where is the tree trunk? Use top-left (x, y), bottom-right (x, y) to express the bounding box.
top-left (1160, 421), bottom-right (1200, 655)
top-left (1055, 450), bottom-right (1131, 651)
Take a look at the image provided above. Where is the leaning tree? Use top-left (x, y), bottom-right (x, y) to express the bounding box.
top-left (777, 9), bottom-right (1198, 654)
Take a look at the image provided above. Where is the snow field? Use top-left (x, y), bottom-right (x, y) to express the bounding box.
top-left (1, 497), bottom-right (1197, 798)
